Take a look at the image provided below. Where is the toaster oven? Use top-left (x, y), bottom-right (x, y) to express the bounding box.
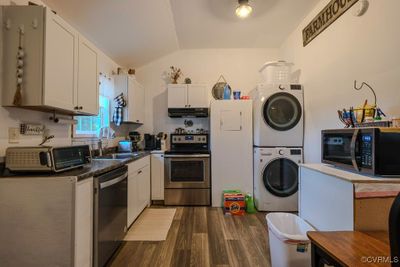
top-left (5, 145), bottom-right (91, 173)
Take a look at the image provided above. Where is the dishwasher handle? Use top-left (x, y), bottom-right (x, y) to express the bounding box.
top-left (100, 172), bottom-right (128, 189)
top-left (164, 154), bottom-right (210, 158)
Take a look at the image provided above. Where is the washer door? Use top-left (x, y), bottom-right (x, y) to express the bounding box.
top-left (263, 158), bottom-right (298, 197)
top-left (263, 92), bottom-right (302, 131)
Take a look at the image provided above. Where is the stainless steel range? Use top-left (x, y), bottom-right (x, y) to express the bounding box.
top-left (164, 133), bottom-right (210, 206)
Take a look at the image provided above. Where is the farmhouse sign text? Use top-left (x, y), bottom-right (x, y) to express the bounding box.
top-left (302, 0), bottom-right (359, 46)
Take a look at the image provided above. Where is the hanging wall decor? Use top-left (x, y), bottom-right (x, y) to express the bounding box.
top-left (302, 0), bottom-right (359, 47)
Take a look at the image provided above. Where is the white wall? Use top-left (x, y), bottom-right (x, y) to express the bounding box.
top-left (0, 0), bottom-right (121, 157)
top-left (136, 48), bottom-right (279, 134)
top-left (280, 0), bottom-right (400, 162)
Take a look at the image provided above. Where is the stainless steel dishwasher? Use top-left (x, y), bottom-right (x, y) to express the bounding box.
top-left (93, 165), bottom-right (128, 267)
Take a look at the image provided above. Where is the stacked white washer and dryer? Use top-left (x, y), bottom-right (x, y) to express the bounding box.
top-left (253, 83), bottom-right (304, 211)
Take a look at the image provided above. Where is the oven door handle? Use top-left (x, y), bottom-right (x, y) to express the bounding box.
top-left (100, 173), bottom-right (128, 189)
top-left (350, 129), bottom-right (360, 172)
top-left (164, 154), bottom-right (210, 158)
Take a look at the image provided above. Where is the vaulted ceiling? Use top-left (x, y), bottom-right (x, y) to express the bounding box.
top-left (42, 0), bottom-right (319, 68)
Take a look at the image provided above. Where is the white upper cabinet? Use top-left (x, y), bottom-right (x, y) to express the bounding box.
top-left (167, 84), bottom-right (187, 108)
top-left (187, 84), bottom-right (208, 108)
top-left (77, 36), bottom-right (99, 115)
top-left (2, 6), bottom-right (99, 116)
top-left (114, 75), bottom-right (145, 124)
top-left (167, 84), bottom-right (208, 108)
top-left (43, 8), bottom-right (77, 111)
top-left (130, 78), bottom-right (145, 123)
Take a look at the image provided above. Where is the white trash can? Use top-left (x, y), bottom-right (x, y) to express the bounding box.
top-left (266, 213), bottom-right (315, 267)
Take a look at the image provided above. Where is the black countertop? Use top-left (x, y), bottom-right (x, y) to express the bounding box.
top-left (0, 151), bottom-right (151, 180)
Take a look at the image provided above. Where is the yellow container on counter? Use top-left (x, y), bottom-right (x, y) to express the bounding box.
top-left (354, 104), bottom-right (376, 123)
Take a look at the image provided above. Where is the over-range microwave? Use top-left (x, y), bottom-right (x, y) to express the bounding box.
top-left (321, 128), bottom-right (400, 176)
top-left (5, 145), bottom-right (91, 173)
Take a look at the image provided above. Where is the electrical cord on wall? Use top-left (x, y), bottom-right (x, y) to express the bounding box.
top-left (39, 135), bottom-right (54, 146)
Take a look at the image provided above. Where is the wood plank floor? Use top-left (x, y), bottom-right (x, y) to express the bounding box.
top-left (108, 207), bottom-right (271, 267)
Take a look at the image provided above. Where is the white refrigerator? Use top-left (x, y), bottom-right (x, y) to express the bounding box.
top-left (210, 100), bottom-right (253, 207)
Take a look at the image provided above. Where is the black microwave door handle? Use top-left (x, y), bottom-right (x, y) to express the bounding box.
top-left (350, 129), bottom-right (360, 172)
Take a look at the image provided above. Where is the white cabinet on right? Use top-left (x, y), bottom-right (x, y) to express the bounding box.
top-left (299, 164), bottom-right (400, 232)
top-left (151, 152), bottom-right (164, 201)
top-left (114, 75), bottom-right (145, 124)
top-left (210, 100), bottom-right (253, 207)
top-left (167, 84), bottom-right (208, 108)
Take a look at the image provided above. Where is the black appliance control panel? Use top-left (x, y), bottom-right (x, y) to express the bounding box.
top-left (360, 134), bottom-right (373, 168)
top-left (170, 134), bottom-right (209, 151)
top-left (171, 134), bottom-right (208, 144)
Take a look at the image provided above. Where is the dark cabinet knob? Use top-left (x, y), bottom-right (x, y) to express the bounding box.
top-left (74, 106), bottom-right (79, 110)
top-left (79, 106), bottom-right (83, 110)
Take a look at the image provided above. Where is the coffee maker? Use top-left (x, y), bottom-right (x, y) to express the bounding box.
top-left (144, 134), bottom-right (157, 150)
top-left (129, 131), bottom-right (141, 151)
top-left (144, 132), bottom-right (168, 150)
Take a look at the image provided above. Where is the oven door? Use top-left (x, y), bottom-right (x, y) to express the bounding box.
top-left (164, 154), bottom-right (210, 189)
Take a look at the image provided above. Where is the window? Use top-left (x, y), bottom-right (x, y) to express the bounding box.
top-left (74, 95), bottom-right (110, 137)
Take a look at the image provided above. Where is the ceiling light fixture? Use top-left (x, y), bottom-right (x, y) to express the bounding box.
top-left (235, 0), bottom-right (253, 19)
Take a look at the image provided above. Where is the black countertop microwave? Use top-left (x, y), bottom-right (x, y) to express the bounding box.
top-left (321, 128), bottom-right (400, 176)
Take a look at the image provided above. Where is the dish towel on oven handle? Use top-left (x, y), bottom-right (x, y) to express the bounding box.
top-left (113, 93), bottom-right (127, 126)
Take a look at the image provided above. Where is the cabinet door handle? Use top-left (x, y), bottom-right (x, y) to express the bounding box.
top-left (79, 106), bottom-right (83, 110)
top-left (74, 106), bottom-right (79, 110)
top-left (138, 170), bottom-right (142, 174)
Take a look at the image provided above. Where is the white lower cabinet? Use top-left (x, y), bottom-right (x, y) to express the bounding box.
top-left (151, 153), bottom-right (164, 200)
top-left (127, 156), bottom-right (151, 227)
top-left (75, 177), bottom-right (93, 267)
top-left (0, 176), bottom-right (93, 267)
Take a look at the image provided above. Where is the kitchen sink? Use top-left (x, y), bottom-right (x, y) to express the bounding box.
top-left (93, 152), bottom-right (144, 160)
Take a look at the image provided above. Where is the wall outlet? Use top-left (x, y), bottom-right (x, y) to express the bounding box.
top-left (8, 127), bottom-right (20, 144)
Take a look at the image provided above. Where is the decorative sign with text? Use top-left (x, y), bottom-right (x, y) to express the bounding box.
top-left (302, 0), bottom-right (359, 47)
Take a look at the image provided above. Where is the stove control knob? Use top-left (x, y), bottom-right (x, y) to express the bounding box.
top-left (278, 149), bottom-right (284, 156)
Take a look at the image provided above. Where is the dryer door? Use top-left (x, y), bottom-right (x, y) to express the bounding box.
top-left (263, 92), bottom-right (302, 131)
top-left (263, 158), bottom-right (298, 197)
